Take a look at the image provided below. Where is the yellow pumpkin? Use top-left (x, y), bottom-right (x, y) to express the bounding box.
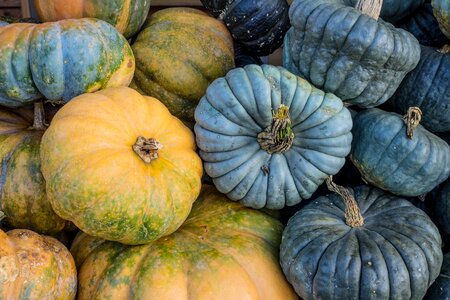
top-left (40, 87), bottom-right (203, 245)
top-left (0, 229), bottom-right (77, 299)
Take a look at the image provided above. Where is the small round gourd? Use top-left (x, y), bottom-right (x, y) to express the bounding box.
top-left (284, 0), bottom-right (421, 108)
top-left (0, 228), bottom-right (77, 299)
top-left (425, 252), bottom-right (450, 299)
top-left (34, 0), bottom-right (151, 38)
top-left (40, 87), bottom-right (203, 245)
top-left (432, 0), bottom-right (450, 39)
top-left (390, 45), bottom-right (450, 133)
top-left (351, 108), bottom-right (450, 197)
top-left (195, 64), bottom-right (353, 209)
top-left (71, 186), bottom-right (297, 300)
top-left (280, 183), bottom-right (443, 300)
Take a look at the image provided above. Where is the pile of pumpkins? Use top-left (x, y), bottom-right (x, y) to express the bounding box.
top-left (0, 0), bottom-right (449, 299)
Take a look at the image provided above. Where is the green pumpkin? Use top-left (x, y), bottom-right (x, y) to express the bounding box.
top-left (432, 0), bottom-right (450, 39)
top-left (281, 184), bottom-right (443, 299)
top-left (284, 0), bottom-right (421, 108)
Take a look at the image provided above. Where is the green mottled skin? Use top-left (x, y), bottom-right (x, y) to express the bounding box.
top-left (432, 0), bottom-right (450, 39)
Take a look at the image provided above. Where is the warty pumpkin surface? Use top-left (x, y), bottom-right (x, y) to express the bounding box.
top-left (281, 184), bottom-right (443, 300)
top-left (284, 0), bottom-right (421, 108)
top-left (0, 105), bottom-right (67, 234)
top-left (131, 7), bottom-right (235, 123)
top-left (70, 185), bottom-right (297, 300)
top-left (0, 229), bottom-right (77, 300)
top-left (34, 0), bottom-right (151, 38)
top-left (0, 19), bottom-right (134, 107)
top-left (40, 87), bottom-right (203, 245)
top-left (195, 64), bottom-right (353, 209)
top-left (432, 0), bottom-right (450, 39)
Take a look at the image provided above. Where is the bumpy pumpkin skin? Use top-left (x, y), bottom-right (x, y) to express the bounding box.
top-left (71, 186), bottom-right (297, 300)
top-left (195, 64), bottom-right (353, 209)
top-left (131, 8), bottom-right (235, 123)
top-left (0, 229), bottom-right (77, 300)
top-left (0, 19), bottom-right (134, 107)
top-left (0, 107), bottom-right (67, 234)
top-left (281, 185), bottom-right (443, 300)
top-left (351, 108), bottom-right (450, 197)
top-left (425, 252), bottom-right (450, 299)
top-left (40, 87), bottom-right (203, 245)
top-left (432, 0), bottom-right (450, 39)
top-left (284, 0), bottom-right (421, 108)
top-left (390, 46), bottom-right (450, 133)
top-left (434, 179), bottom-right (450, 235)
top-left (34, 0), bottom-right (151, 38)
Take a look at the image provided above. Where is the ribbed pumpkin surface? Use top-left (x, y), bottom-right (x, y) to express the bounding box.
top-left (71, 186), bottom-right (297, 300)
top-left (425, 252), bottom-right (450, 299)
top-left (432, 0), bottom-right (450, 39)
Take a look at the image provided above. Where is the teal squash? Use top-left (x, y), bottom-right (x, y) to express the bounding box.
top-left (0, 19), bottom-right (134, 108)
top-left (280, 184), bottom-right (443, 300)
top-left (284, 0), bottom-right (421, 108)
top-left (432, 0), bottom-right (450, 39)
top-left (389, 45), bottom-right (450, 133)
top-left (195, 64), bottom-right (353, 209)
top-left (350, 108), bottom-right (450, 197)
top-left (0, 21), bottom-right (8, 26)
top-left (425, 252), bottom-right (450, 299)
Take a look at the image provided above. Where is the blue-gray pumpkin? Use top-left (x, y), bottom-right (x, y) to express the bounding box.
top-left (200, 0), bottom-right (290, 55)
top-left (280, 184), bottom-right (443, 300)
top-left (400, 3), bottom-right (450, 47)
top-left (434, 178), bottom-right (450, 235)
top-left (351, 108), bottom-right (450, 197)
top-left (425, 252), bottom-right (450, 300)
top-left (432, 0), bottom-right (450, 39)
top-left (234, 42), bottom-right (263, 68)
top-left (389, 45), bottom-right (450, 133)
top-left (345, 0), bottom-right (425, 22)
top-left (195, 64), bottom-right (353, 209)
top-left (0, 21), bottom-right (8, 26)
top-left (284, 0), bottom-right (421, 108)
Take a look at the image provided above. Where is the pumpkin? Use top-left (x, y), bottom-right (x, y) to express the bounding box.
top-left (70, 185), bottom-right (297, 300)
top-left (195, 64), bottom-right (353, 209)
top-left (0, 228), bottom-right (77, 299)
top-left (0, 21), bottom-right (7, 26)
top-left (0, 19), bottom-right (134, 108)
top-left (200, 0), bottom-right (290, 55)
top-left (345, 0), bottom-right (425, 22)
top-left (131, 7), bottom-right (235, 123)
top-left (432, 0), bottom-right (450, 39)
top-left (434, 178), bottom-right (450, 235)
top-left (0, 103), bottom-right (67, 234)
top-left (40, 87), bottom-right (203, 245)
top-left (280, 182), bottom-right (443, 299)
top-left (425, 252), bottom-right (450, 299)
top-left (34, 0), bottom-right (151, 38)
top-left (400, 3), bottom-right (450, 47)
top-left (0, 17), bottom-right (41, 24)
top-left (389, 45), bottom-right (450, 133)
top-left (234, 42), bottom-right (263, 68)
top-left (284, 0), bottom-right (421, 108)
top-left (350, 108), bottom-right (450, 197)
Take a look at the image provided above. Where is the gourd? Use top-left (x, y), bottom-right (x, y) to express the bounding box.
top-left (284, 0), bottom-right (421, 108)
top-left (280, 181), bottom-right (443, 299)
top-left (345, 0), bottom-right (425, 22)
top-left (0, 103), bottom-right (67, 234)
top-left (40, 87), bottom-right (203, 245)
top-left (131, 7), bottom-right (235, 123)
top-left (350, 108), bottom-right (450, 197)
top-left (71, 186), bottom-right (297, 300)
top-left (0, 228), bottom-right (77, 299)
top-left (234, 42), bottom-right (263, 68)
top-left (425, 252), bottom-right (450, 299)
top-left (389, 45), bottom-right (450, 133)
top-left (0, 19), bottom-right (134, 107)
top-left (200, 0), bottom-right (290, 55)
top-left (432, 0), bottom-right (450, 39)
top-left (195, 64), bottom-right (353, 209)
top-left (34, 0), bottom-right (151, 38)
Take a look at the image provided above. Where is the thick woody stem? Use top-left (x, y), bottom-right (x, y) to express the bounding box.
top-left (132, 137), bottom-right (163, 163)
top-left (257, 105), bottom-right (294, 154)
top-left (355, 0), bottom-right (383, 20)
top-left (402, 107), bottom-right (422, 139)
top-left (32, 101), bottom-right (47, 130)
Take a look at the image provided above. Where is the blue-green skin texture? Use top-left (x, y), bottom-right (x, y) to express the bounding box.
top-left (434, 179), bottom-right (450, 235)
top-left (284, 0), bottom-right (421, 108)
top-left (0, 19), bottom-right (132, 107)
top-left (0, 21), bottom-right (8, 26)
top-left (280, 185), bottom-right (443, 300)
top-left (389, 46), bottom-right (450, 133)
top-left (351, 108), bottom-right (450, 197)
top-left (425, 252), bottom-right (450, 300)
top-left (194, 64), bottom-right (353, 209)
top-left (432, 0), bottom-right (450, 39)
top-left (400, 3), bottom-right (450, 47)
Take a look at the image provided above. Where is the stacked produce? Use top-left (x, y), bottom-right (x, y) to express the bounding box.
top-left (0, 0), bottom-right (448, 298)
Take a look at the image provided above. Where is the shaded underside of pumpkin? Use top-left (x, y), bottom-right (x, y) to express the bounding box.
top-left (432, 0), bottom-right (450, 39)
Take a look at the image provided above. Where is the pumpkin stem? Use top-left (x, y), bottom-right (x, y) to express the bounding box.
top-left (438, 45), bottom-right (450, 54)
top-left (402, 107), bottom-right (422, 139)
top-left (355, 0), bottom-right (383, 20)
top-left (326, 177), bottom-right (364, 227)
top-left (133, 137), bottom-right (163, 163)
top-left (257, 105), bottom-right (294, 154)
top-left (0, 211), bottom-right (5, 222)
top-left (31, 100), bottom-right (48, 130)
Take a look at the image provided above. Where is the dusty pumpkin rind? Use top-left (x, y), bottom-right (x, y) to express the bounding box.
top-left (0, 229), bottom-right (77, 300)
top-left (432, 0), bottom-right (450, 39)
top-left (71, 185), bottom-right (297, 300)
top-left (131, 7), bottom-right (235, 123)
top-left (40, 87), bottom-right (203, 245)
